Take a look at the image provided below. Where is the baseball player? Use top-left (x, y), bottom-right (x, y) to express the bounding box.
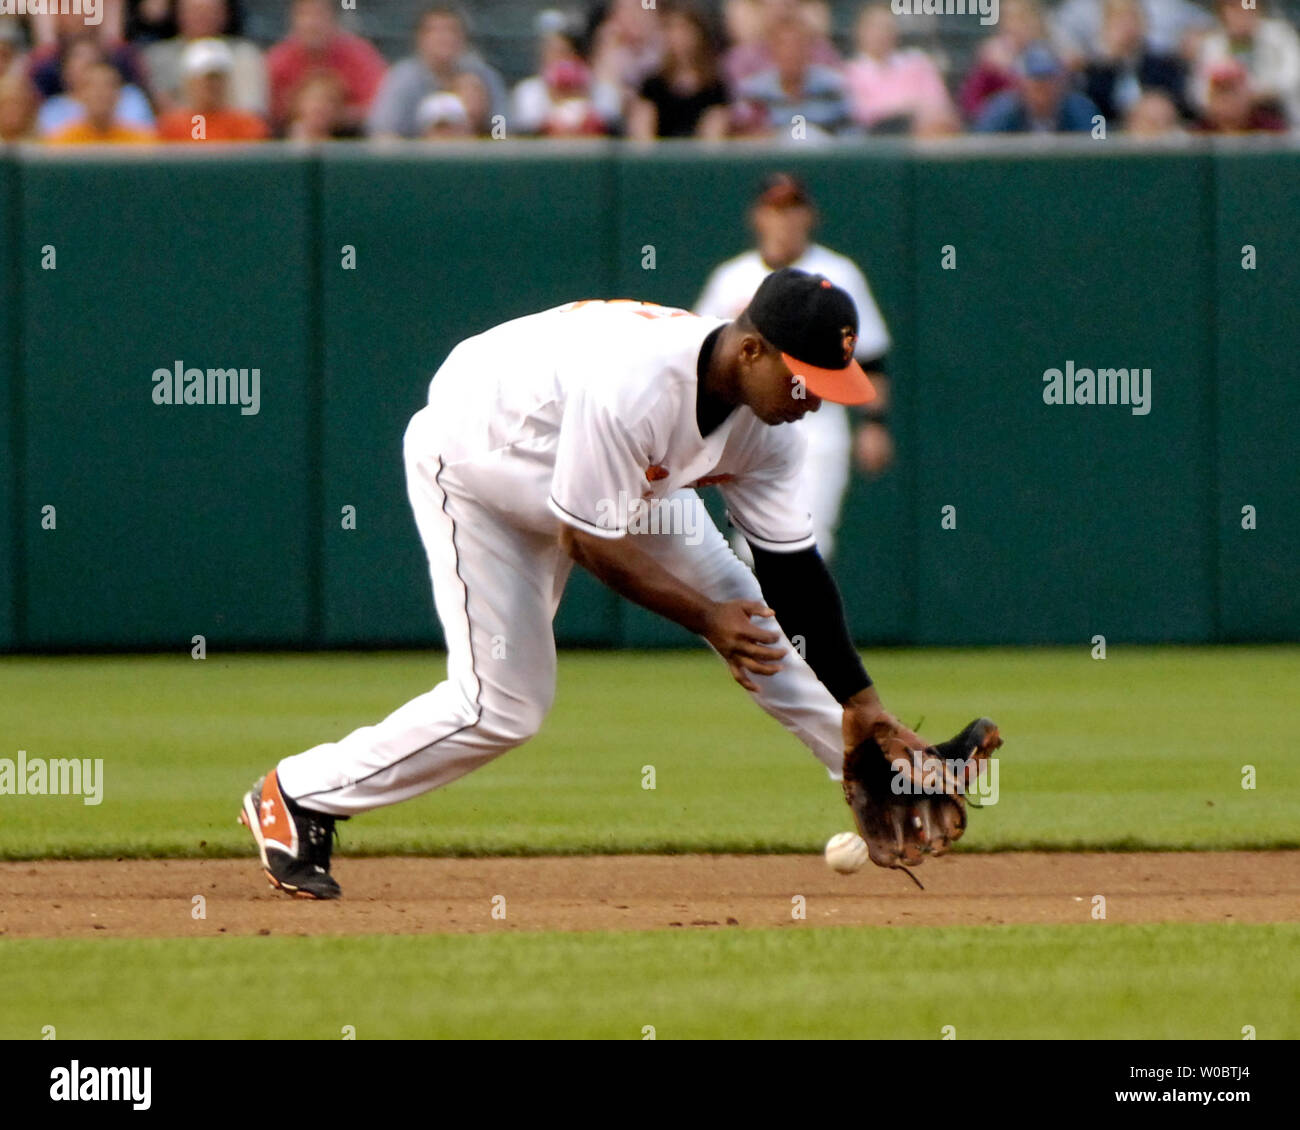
top-left (240, 269), bottom-right (995, 898)
top-left (695, 173), bottom-right (893, 562)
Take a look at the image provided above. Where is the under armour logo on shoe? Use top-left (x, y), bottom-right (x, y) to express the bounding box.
top-left (261, 798), bottom-right (276, 827)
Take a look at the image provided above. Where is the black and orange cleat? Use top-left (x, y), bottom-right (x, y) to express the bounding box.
top-left (239, 770), bottom-right (343, 900)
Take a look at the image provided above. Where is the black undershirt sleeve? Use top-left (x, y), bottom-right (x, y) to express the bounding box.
top-left (749, 544), bottom-right (872, 704)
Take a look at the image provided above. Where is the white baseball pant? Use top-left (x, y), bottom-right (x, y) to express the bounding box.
top-left (275, 424), bottom-right (847, 816)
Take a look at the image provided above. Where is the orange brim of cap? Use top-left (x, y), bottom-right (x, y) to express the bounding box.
top-left (781, 353), bottom-right (876, 406)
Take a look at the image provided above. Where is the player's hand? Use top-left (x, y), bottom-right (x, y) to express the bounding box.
top-left (703, 599), bottom-right (785, 692)
top-left (842, 686), bottom-right (926, 755)
top-left (854, 421), bottom-right (895, 476)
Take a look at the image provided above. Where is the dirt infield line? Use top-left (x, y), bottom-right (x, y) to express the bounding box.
top-left (1, 852), bottom-right (1297, 939)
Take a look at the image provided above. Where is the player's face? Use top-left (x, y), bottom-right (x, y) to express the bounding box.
top-left (753, 204), bottom-right (814, 270)
top-left (738, 338), bottom-right (822, 425)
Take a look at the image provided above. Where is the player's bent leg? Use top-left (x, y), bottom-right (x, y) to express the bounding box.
top-left (272, 449), bottom-right (561, 819)
top-left (640, 491), bottom-right (846, 778)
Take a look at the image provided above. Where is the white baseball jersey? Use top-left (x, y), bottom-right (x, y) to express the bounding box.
top-left (694, 243), bottom-right (891, 359)
top-left (424, 299), bottom-right (815, 554)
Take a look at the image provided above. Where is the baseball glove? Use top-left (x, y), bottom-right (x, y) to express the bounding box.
top-left (842, 717), bottom-right (1002, 888)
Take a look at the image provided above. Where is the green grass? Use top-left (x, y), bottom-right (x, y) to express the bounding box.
top-left (1, 923), bottom-right (1293, 1039)
top-left (0, 646), bottom-right (1296, 858)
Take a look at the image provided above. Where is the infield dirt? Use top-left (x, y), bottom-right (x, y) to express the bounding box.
top-left (1, 852), bottom-right (1297, 938)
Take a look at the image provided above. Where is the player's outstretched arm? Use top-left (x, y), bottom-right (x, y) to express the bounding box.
top-left (559, 526), bottom-right (786, 691)
top-left (748, 543), bottom-right (924, 747)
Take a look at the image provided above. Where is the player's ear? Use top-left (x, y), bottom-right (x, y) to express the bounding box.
top-left (739, 331), bottom-right (767, 365)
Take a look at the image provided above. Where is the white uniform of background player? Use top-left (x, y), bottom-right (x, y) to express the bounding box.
top-left (276, 300), bottom-right (848, 815)
top-left (695, 177), bottom-right (891, 561)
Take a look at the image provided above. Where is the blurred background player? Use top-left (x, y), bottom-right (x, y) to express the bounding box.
top-left (695, 172), bottom-right (891, 563)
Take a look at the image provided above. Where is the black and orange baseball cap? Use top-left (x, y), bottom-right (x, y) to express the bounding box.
top-left (745, 267), bottom-right (875, 406)
top-left (754, 171), bottom-right (814, 209)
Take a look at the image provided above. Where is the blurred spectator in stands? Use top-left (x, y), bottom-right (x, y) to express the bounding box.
top-left (736, 12), bottom-right (849, 138)
top-left (285, 71), bottom-right (353, 141)
top-left (959, 0), bottom-right (1045, 121)
top-left (122, 0), bottom-right (247, 44)
top-left (590, 0), bottom-right (663, 108)
top-left (1124, 88), bottom-right (1185, 136)
top-left (975, 42), bottom-right (1100, 133)
top-left (1196, 58), bottom-right (1287, 132)
top-left (513, 11), bottom-right (620, 137)
top-left (146, 0), bottom-right (266, 116)
top-left (1194, 0), bottom-right (1300, 127)
top-left (38, 37), bottom-right (156, 139)
top-left (156, 37), bottom-right (269, 141)
top-left (267, 0), bottom-right (386, 134)
top-left (29, 2), bottom-right (125, 46)
top-left (47, 61), bottom-right (155, 143)
top-left (416, 90), bottom-right (474, 139)
top-left (0, 17), bottom-right (26, 79)
top-left (37, 36), bottom-right (155, 138)
top-left (527, 57), bottom-right (610, 137)
top-left (0, 72), bottom-right (38, 141)
top-left (368, 4), bottom-right (507, 139)
top-left (845, 3), bottom-right (953, 134)
top-left (1083, 0), bottom-right (1190, 125)
top-left (628, 3), bottom-right (729, 140)
top-left (454, 71), bottom-right (492, 136)
top-left (912, 99), bottom-right (964, 138)
top-left (28, 11), bottom-right (149, 100)
top-left (1053, 0), bottom-right (1213, 66)
top-left (549, 67), bottom-right (611, 137)
top-left (723, 0), bottom-right (839, 89)
top-left (126, 0), bottom-right (178, 45)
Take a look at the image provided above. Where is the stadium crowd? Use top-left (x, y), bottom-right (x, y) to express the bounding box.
top-left (0, 0), bottom-right (1297, 143)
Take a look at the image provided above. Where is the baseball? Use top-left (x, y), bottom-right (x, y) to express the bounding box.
top-left (824, 831), bottom-right (869, 874)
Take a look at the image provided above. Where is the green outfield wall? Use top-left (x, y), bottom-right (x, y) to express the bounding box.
top-left (2, 141), bottom-right (1296, 652)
